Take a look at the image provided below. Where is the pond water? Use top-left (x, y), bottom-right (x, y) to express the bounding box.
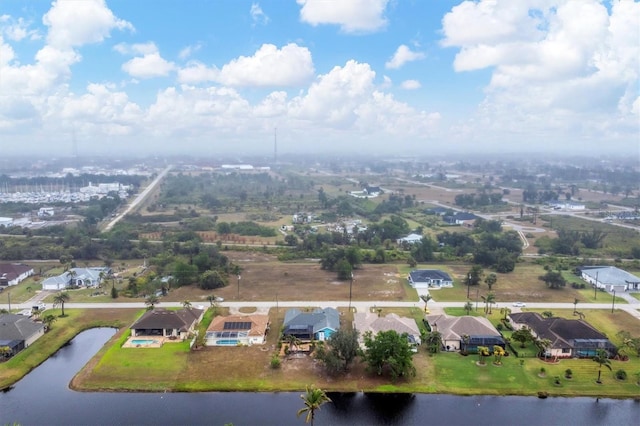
top-left (0, 328), bottom-right (638, 425)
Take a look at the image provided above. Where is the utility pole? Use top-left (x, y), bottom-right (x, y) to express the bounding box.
top-left (237, 274), bottom-right (241, 299)
top-left (349, 272), bottom-right (354, 311)
top-left (7, 291), bottom-right (10, 312)
top-left (611, 290), bottom-right (616, 313)
top-left (467, 273), bottom-right (471, 299)
top-left (594, 271), bottom-right (598, 300)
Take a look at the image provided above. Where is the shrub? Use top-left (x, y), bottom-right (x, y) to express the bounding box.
top-left (270, 354), bottom-right (281, 369)
top-left (615, 369), bottom-right (627, 381)
top-left (565, 368), bottom-right (573, 378)
top-left (496, 323), bottom-right (503, 331)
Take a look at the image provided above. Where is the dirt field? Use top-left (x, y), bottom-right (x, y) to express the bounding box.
top-left (184, 251), bottom-right (415, 303)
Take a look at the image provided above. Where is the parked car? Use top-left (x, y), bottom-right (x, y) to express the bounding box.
top-left (32, 302), bottom-right (46, 311)
top-left (512, 302), bottom-right (526, 307)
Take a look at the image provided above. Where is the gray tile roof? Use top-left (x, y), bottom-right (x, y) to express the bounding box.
top-left (283, 308), bottom-right (339, 334)
top-left (0, 314), bottom-right (45, 341)
top-left (425, 314), bottom-right (500, 341)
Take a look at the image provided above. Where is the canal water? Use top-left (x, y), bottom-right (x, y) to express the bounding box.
top-left (1, 328), bottom-right (638, 425)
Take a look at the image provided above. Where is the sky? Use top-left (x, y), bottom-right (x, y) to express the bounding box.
top-left (0, 0), bottom-right (638, 158)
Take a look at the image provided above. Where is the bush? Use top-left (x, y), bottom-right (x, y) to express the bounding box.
top-left (565, 368), bottom-right (573, 378)
top-left (270, 354), bottom-right (281, 369)
top-left (615, 369), bottom-right (627, 381)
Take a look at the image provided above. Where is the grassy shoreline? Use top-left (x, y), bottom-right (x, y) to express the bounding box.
top-left (3, 309), bottom-right (639, 399)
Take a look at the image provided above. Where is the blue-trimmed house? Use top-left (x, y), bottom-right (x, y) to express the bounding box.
top-left (283, 307), bottom-right (339, 341)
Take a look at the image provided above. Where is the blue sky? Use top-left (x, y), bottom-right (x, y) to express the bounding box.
top-left (0, 0), bottom-right (638, 157)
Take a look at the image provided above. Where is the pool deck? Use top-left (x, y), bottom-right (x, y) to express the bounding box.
top-left (122, 336), bottom-right (183, 348)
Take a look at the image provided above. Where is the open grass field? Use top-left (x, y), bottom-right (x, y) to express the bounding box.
top-left (431, 262), bottom-right (625, 304)
top-left (207, 252), bottom-right (417, 303)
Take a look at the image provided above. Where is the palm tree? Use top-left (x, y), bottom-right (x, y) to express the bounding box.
top-left (461, 334), bottom-right (470, 354)
top-left (66, 269), bottom-right (77, 287)
top-left (477, 346), bottom-right (489, 365)
top-left (53, 292), bottom-right (70, 317)
top-left (297, 385), bottom-right (331, 426)
top-left (500, 307), bottom-right (511, 321)
top-left (593, 349), bottom-right (612, 384)
top-left (207, 295), bottom-right (216, 306)
top-left (182, 300), bottom-right (192, 310)
top-left (420, 294), bottom-right (432, 313)
top-left (573, 298), bottom-right (579, 315)
top-left (464, 301), bottom-right (473, 315)
top-left (284, 334), bottom-right (301, 354)
top-left (145, 294), bottom-right (159, 310)
top-left (42, 313), bottom-right (57, 330)
top-left (536, 338), bottom-right (552, 359)
top-left (484, 273), bottom-right (497, 290)
top-left (485, 292), bottom-right (496, 314)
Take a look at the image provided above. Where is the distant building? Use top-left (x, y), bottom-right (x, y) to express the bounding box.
top-left (397, 233), bottom-right (423, 245)
top-left (580, 266), bottom-right (640, 292)
top-left (0, 217), bottom-right (13, 227)
top-left (41, 267), bottom-right (110, 291)
top-left (0, 263), bottom-right (34, 287)
top-left (408, 269), bottom-right (453, 289)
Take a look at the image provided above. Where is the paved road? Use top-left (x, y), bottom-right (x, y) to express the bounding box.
top-left (103, 165), bottom-right (173, 231)
top-left (3, 299), bottom-right (638, 320)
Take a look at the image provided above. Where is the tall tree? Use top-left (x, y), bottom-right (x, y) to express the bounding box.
top-left (593, 349), bottom-right (612, 383)
top-left (297, 385), bottom-right (331, 426)
top-left (42, 313), bottom-right (57, 330)
top-left (511, 327), bottom-right (534, 348)
top-left (464, 301), bottom-right (474, 315)
top-left (53, 292), bottom-right (70, 317)
top-left (484, 273), bottom-right (497, 290)
top-left (145, 294), bottom-right (159, 310)
top-left (316, 329), bottom-right (359, 374)
top-left (362, 330), bottom-right (416, 380)
top-left (420, 294), bottom-right (433, 313)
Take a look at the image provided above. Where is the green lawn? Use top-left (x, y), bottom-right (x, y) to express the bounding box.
top-left (87, 331), bottom-right (191, 391)
top-left (0, 308), bottom-right (138, 390)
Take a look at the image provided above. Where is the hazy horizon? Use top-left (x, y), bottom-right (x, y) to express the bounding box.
top-left (1, 0), bottom-right (638, 157)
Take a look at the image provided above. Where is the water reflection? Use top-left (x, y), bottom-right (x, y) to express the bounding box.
top-left (1, 328), bottom-right (638, 426)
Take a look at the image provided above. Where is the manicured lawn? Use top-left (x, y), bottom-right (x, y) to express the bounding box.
top-left (0, 308), bottom-right (138, 389)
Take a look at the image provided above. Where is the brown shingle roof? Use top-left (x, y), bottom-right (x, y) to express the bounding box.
top-left (131, 308), bottom-right (203, 332)
top-left (207, 314), bottom-right (269, 337)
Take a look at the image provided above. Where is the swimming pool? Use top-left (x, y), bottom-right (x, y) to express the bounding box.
top-left (215, 339), bottom-right (240, 346)
top-left (131, 339), bottom-right (159, 346)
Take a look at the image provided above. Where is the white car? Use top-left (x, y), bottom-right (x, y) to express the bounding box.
top-left (512, 302), bottom-right (526, 307)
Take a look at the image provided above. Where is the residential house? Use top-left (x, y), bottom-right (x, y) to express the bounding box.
top-left (282, 308), bottom-right (339, 341)
top-left (0, 263), bottom-right (34, 287)
top-left (408, 269), bottom-right (453, 289)
top-left (353, 312), bottom-right (421, 349)
top-left (508, 312), bottom-right (616, 358)
top-left (0, 313), bottom-right (46, 358)
top-left (443, 212), bottom-right (478, 225)
top-left (396, 233), bottom-right (423, 246)
top-left (363, 186), bottom-right (382, 197)
top-left (205, 314), bottom-right (270, 346)
top-left (130, 307), bottom-right (205, 340)
top-left (580, 266), bottom-right (640, 292)
top-left (41, 267), bottom-right (110, 291)
top-left (425, 314), bottom-right (504, 353)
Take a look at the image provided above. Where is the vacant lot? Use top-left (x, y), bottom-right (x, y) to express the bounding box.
top-left (200, 251), bottom-right (415, 303)
top-left (430, 262), bottom-right (623, 304)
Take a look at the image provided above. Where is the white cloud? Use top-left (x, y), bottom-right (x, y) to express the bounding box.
top-left (385, 44), bottom-right (425, 69)
top-left (178, 43), bottom-right (202, 60)
top-left (400, 79), bottom-right (421, 90)
top-left (122, 53), bottom-right (176, 79)
top-left (114, 42), bottom-right (158, 56)
top-left (250, 3), bottom-right (270, 26)
top-left (43, 0), bottom-right (133, 49)
top-left (441, 0), bottom-right (640, 147)
top-left (1, 16), bottom-right (40, 41)
top-left (297, 0), bottom-right (389, 33)
top-left (179, 43), bottom-right (314, 87)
